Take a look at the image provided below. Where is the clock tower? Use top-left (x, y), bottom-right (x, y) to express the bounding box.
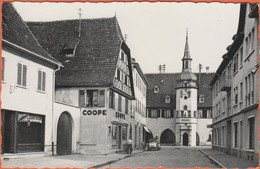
top-left (175, 31), bottom-right (198, 146)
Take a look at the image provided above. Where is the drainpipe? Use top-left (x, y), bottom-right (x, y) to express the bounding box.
top-left (52, 65), bottom-right (61, 156)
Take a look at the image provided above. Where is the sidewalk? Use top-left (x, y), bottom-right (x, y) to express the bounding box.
top-left (200, 148), bottom-right (259, 168)
top-left (1, 149), bottom-right (143, 168)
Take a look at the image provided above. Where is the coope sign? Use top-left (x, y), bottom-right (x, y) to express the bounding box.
top-left (82, 109), bottom-right (106, 116)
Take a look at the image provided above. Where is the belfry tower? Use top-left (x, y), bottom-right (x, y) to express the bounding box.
top-left (175, 31), bottom-right (198, 146)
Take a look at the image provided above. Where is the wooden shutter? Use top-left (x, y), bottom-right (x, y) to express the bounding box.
top-left (38, 71), bottom-right (41, 90)
top-left (42, 72), bottom-right (46, 91)
top-left (99, 90), bottom-right (105, 107)
top-left (22, 65), bottom-right (27, 86)
top-left (17, 63), bottom-right (22, 85)
top-left (79, 90), bottom-right (85, 107)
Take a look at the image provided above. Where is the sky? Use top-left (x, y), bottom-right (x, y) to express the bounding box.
top-left (13, 2), bottom-right (240, 74)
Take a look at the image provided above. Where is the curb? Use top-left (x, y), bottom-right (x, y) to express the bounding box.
top-left (88, 151), bottom-right (144, 169)
top-left (199, 149), bottom-right (226, 168)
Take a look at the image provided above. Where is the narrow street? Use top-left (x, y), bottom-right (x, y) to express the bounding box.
top-left (103, 146), bottom-right (216, 168)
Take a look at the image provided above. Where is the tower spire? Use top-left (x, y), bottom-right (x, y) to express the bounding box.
top-left (183, 29), bottom-right (191, 59)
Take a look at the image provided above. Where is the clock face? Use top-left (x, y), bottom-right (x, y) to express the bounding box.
top-left (182, 89), bottom-right (191, 99)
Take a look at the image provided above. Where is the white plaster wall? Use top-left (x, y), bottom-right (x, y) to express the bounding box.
top-left (197, 118), bottom-right (212, 145)
top-left (1, 49), bottom-right (55, 152)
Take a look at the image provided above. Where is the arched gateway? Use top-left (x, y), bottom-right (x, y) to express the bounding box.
top-left (160, 129), bottom-right (176, 145)
top-left (57, 112), bottom-right (72, 155)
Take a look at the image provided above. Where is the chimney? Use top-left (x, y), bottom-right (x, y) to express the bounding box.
top-left (206, 66), bottom-right (209, 74)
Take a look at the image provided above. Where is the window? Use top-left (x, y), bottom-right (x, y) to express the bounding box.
top-left (121, 51), bottom-right (124, 61)
top-left (240, 82), bottom-right (243, 103)
top-left (165, 95), bottom-right (170, 103)
top-left (2, 57), bottom-right (5, 81)
top-left (234, 122), bottom-right (238, 147)
top-left (109, 90), bottom-right (115, 109)
top-left (125, 98), bottom-right (129, 114)
top-left (202, 109), bottom-right (207, 118)
top-left (239, 46), bottom-right (243, 66)
top-left (234, 86), bottom-right (238, 106)
top-left (151, 110), bottom-right (158, 118)
top-left (163, 110), bottom-right (172, 118)
top-left (154, 86), bottom-right (159, 93)
top-left (37, 70), bottom-right (46, 91)
top-left (118, 95), bottom-right (122, 111)
top-left (233, 54), bottom-right (238, 74)
top-left (117, 69), bottom-right (120, 81)
top-left (199, 94), bottom-right (204, 103)
top-left (248, 117), bottom-right (255, 149)
top-left (17, 63), bottom-right (27, 87)
top-left (78, 89), bottom-right (105, 107)
top-left (240, 121), bottom-right (243, 148)
top-left (222, 97), bottom-right (226, 114)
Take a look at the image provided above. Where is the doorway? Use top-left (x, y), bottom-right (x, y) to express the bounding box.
top-left (118, 126), bottom-right (122, 149)
top-left (57, 112), bottom-right (72, 155)
top-left (183, 133), bottom-right (189, 146)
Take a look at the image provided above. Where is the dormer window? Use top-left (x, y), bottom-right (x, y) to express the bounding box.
top-left (199, 94), bottom-right (205, 103)
top-left (154, 86), bottom-right (159, 93)
top-left (165, 95), bottom-right (170, 103)
top-left (182, 81), bottom-right (188, 87)
top-left (64, 48), bottom-right (75, 57)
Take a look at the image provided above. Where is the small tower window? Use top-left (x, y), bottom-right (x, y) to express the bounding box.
top-left (199, 94), bottom-right (205, 103)
top-left (154, 86), bottom-right (159, 93)
top-left (165, 95), bottom-right (170, 103)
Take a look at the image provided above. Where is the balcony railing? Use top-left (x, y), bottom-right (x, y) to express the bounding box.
top-left (220, 75), bottom-right (231, 91)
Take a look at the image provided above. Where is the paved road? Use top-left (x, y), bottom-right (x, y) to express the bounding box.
top-left (103, 146), bottom-right (216, 168)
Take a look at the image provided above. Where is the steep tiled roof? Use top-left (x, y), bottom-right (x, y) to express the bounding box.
top-left (145, 73), bottom-right (214, 108)
top-left (27, 17), bottom-right (124, 87)
top-left (2, 2), bottom-right (60, 65)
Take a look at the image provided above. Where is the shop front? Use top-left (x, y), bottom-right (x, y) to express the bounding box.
top-left (1, 110), bottom-right (45, 153)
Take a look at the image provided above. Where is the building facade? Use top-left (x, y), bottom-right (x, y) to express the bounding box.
top-left (210, 3), bottom-right (259, 163)
top-left (145, 33), bottom-right (214, 146)
top-left (27, 17), bottom-right (137, 154)
top-left (1, 3), bottom-right (62, 154)
top-left (131, 61), bottom-right (148, 148)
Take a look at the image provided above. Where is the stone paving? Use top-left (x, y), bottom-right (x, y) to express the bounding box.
top-left (202, 148), bottom-right (259, 169)
top-left (1, 150), bottom-right (143, 168)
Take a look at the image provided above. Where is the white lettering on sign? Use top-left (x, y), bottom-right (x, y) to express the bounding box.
top-left (115, 112), bottom-right (125, 120)
top-left (82, 109), bottom-right (106, 116)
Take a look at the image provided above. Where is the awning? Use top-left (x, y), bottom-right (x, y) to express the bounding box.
top-left (144, 126), bottom-right (151, 133)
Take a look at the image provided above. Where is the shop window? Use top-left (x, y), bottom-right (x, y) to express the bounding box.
top-left (122, 126), bottom-right (127, 140)
top-left (78, 89), bottom-right (105, 107)
top-left (248, 117), bottom-right (255, 149)
top-left (2, 57), bottom-right (5, 81)
top-left (17, 63), bottom-right (27, 87)
top-left (112, 124), bottom-right (117, 140)
top-left (37, 70), bottom-right (46, 92)
top-left (165, 95), bottom-right (170, 103)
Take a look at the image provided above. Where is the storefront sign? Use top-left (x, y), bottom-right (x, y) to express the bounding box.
top-left (18, 113), bottom-right (42, 123)
top-left (82, 109), bottom-right (106, 116)
top-left (115, 112), bottom-right (125, 120)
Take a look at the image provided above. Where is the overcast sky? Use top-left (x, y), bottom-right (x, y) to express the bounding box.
top-left (13, 2), bottom-right (240, 73)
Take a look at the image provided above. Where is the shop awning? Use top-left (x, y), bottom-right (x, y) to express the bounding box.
top-left (144, 126), bottom-right (151, 133)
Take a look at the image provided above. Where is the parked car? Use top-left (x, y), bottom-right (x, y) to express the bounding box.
top-left (148, 139), bottom-right (161, 151)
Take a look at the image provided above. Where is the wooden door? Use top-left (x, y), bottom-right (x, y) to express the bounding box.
top-left (57, 112), bottom-right (72, 155)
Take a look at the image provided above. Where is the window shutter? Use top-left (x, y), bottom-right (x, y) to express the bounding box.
top-left (42, 72), bottom-right (46, 91)
top-left (148, 109), bottom-right (151, 118)
top-left (112, 91), bottom-right (115, 109)
top-left (125, 98), bottom-right (128, 114)
top-left (22, 65), bottom-right (27, 86)
top-left (161, 110), bottom-right (165, 118)
top-left (157, 110), bottom-right (160, 118)
top-left (99, 90), bottom-right (105, 107)
top-left (38, 71), bottom-right (41, 90)
top-left (171, 110), bottom-right (174, 118)
top-left (17, 63), bottom-right (22, 85)
top-left (79, 90), bottom-right (85, 107)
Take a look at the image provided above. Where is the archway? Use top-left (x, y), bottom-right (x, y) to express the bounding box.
top-left (160, 129), bottom-right (175, 146)
top-left (196, 132), bottom-right (200, 146)
top-left (57, 112), bottom-right (72, 155)
top-left (183, 133), bottom-right (189, 146)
